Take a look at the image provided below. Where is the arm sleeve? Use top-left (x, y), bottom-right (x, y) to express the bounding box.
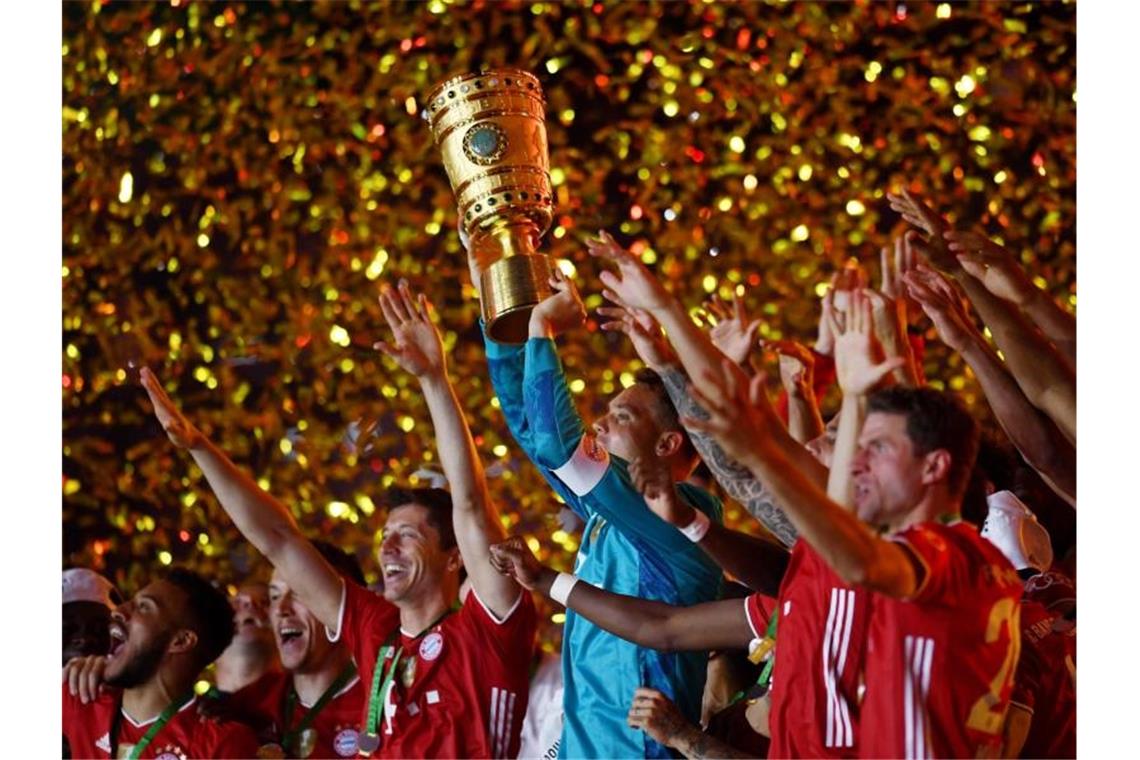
top-left (522, 341), bottom-right (724, 563)
top-left (890, 525), bottom-right (971, 604)
top-left (522, 337), bottom-right (590, 470)
top-left (658, 365), bottom-right (798, 547)
top-left (483, 328), bottom-right (592, 519)
top-left (463, 587), bottom-right (538, 659)
top-left (325, 581), bottom-right (400, 682)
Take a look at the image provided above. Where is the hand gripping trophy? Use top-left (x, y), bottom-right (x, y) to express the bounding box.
top-left (423, 68), bottom-right (554, 344)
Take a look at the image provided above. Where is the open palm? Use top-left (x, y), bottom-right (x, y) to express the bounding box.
top-left (376, 280), bottom-right (445, 378)
top-left (829, 290), bottom-right (905, 397)
top-left (587, 230), bottom-right (673, 313)
top-left (705, 293), bottom-right (762, 365)
top-left (140, 367), bottom-right (203, 449)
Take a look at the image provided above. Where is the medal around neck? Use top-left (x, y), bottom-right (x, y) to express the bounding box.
top-left (357, 732), bottom-right (381, 754)
top-left (423, 68), bottom-right (554, 344)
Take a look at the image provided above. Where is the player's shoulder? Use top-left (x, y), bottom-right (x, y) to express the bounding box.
top-left (188, 708), bottom-right (261, 753)
top-left (62, 681), bottom-right (119, 714)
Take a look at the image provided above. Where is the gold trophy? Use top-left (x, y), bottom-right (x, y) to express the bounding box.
top-left (424, 68), bottom-right (554, 343)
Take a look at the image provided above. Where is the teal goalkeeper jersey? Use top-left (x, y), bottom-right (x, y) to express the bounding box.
top-left (484, 332), bottom-right (723, 759)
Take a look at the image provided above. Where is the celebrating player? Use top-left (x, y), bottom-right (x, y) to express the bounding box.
top-left (62, 568), bottom-right (260, 758)
top-left (469, 241), bottom-right (725, 758)
top-left (138, 278), bottom-right (536, 757)
top-left (218, 541), bottom-right (368, 758)
top-left (684, 293), bottom-right (1023, 757)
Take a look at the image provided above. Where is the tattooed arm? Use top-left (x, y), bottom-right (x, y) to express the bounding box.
top-left (628, 688), bottom-right (754, 759)
top-left (659, 365), bottom-right (800, 547)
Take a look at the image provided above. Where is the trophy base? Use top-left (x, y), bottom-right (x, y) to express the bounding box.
top-left (482, 254), bottom-right (554, 344)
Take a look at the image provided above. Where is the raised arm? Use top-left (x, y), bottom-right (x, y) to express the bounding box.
top-left (904, 266), bottom-right (1076, 506)
top-left (139, 368), bottom-right (344, 628)
top-left (944, 229), bottom-right (1076, 365)
top-left (596, 302), bottom-right (799, 547)
top-left (890, 190), bottom-right (1076, 443)
top-left (589, 231), bottom-right (828, 494)
top-left (628, 454), bottom-right (790, 595)
top-left (489, 537), bottom-right (755, 653)
top-left (681, 353), bottom-right (919, 599)
top-left (375, 280), bottom-right (520, 617)
top-left (767, 339), bottom-right (826, 445)
top-left (826, 290), bottom-right (906, 506)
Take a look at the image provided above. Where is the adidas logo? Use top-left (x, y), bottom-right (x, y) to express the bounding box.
top-left (95, 732), bottom-right (111, 753)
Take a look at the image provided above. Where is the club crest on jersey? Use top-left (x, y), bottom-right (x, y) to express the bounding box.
top-left (333, 727), bottom-right (360, 757)
top-left (419, 631), bottom-right (444, 661)
top-left (153, 746), bottom-right (187, 760)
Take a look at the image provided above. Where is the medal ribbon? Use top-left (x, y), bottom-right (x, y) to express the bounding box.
top-left (281, 661), bottom-right (358, 756)
top-left (109, 690), bottom-right (195, 760)
top-left (360, 602), bottom-right (460, 752)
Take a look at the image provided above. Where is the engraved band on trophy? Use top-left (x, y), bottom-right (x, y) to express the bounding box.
top-left (423, 68), bottom-right (554, 344)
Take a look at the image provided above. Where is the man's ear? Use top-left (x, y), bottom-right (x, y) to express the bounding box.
top-left (921, 449), bottom-right (952, 487)
top-left (167, 629), bottom-right (198, 656)
top-left (655, 430), bottom-right (684, 459)
top-left (446, 548), bottom-right (464, 575)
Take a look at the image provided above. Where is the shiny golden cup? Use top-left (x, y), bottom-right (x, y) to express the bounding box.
top-left (423, 68), bottom-right (554, 344)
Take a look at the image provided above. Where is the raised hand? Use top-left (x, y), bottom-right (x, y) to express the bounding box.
top-left (703, 293), bottom-right (762, 366)
top-left (944, 230), bottom-right (1038, 307)
top-left (587, 230), bottom-right (674, 314)
top-left (886, 188), bottom-right (949, 237)
top-left (597, 303), bottom-right (677, 369)
top-left (488, 536), bottom-right (552, 593)
top-left (63, 654), bottom-right (108, 704)
top-left (528, 265), bottom-right (587, 338)
top-left (375, 279), bottom-right (446, 379)
top-left (140, 367), bottom-right (204, 450)
top-left (629, 455), bottom-right (692, 527)
top-left (681, 359), bottom-right (778, 468)
top-left (828, 289), bottom-right (906, 397)
top-left (887, 188), bottom-right (961, 271)
top-left (765, 339), bottom-right (816, 399)
top-left (903, 266), bottom-right (982, 353)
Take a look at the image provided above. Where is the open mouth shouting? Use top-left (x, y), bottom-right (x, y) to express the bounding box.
top-left (108, 620), bottom-right (128, 662)
top-left (275, 621), bottom-right (309, 661)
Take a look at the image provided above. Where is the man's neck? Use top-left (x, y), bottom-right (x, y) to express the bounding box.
top-left (291, 647), bottom-right (354, 706)
top-left (214, 645), bottom-right (276, 693)
top-left (121, 671), bottom-right (191, 724)
top-left (398, 591), bottom-right (456, 638)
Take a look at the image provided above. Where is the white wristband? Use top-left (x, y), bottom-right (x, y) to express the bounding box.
top-left (679, 509), bottom-right (711, 543)
top-left (549, 573), bottom-right (580, 606)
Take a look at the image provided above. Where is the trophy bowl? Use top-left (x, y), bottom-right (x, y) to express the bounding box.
top-left (423, 68), bottom-right (554, 344)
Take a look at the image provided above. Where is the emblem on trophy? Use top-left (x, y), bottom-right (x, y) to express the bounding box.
top-left (423, 68), bottom-right (554, 343)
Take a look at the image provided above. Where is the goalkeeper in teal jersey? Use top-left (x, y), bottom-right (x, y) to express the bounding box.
top-left (480, 265), bottom-right (724, 759)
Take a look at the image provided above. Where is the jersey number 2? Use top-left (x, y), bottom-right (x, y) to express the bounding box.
top-left (965, 597), bottom-right (1021, 735)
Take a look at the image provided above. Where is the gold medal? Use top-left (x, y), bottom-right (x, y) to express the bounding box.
top-left (116, 745), bottom-right (136, 760)
top-left (256, 744), bottom-right (286, 759)
top-left (401, 654), bottom-right (417, 688)
top-left (298, 728), bottom-right (317, 759)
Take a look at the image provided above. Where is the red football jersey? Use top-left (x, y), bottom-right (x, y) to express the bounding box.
top-left (764, 540), bottom-right (869, 759)
top-left (223, 668), bottom-right (365, 758)
top-left (861, 521), bottom-right (1024, 759)
top-left (329, 580), bottom-right (537, 758)
top-left (1011, 597), bottom-right (1076, 759)
top-left (62, 683), bottom-right (260, 759)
